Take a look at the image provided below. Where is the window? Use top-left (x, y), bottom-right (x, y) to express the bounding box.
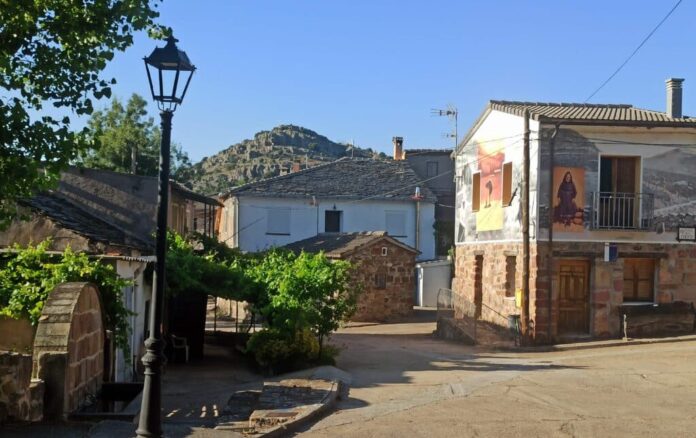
top-left (325, 210), bottom-right (342, 233)
top-left (623, 258), bottom-right (655, 302)
top-left (600, 156), bottom-right (639, 194)
top-left (472, 172), bottom-right (481, 212)
top-left (381, 247), bottom-right (388, 256)
top-left (426, 161), bottom-right (439, 177)
top-left (599, 156), bottom-right (641, 229)
top-left (505, 256), bottom-right (516, 297)
top-left (266, 208), bottom-right (290, 235)
top-left (375, 267), bottom-right (387, 289)
top-left (385, 211), bottom-right (407, 237)
top-left (502, 162), bottom-right (513, 206)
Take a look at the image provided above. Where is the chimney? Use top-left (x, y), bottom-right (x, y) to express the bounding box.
top-left (666, 78), bottom-right (684, 118)
top-left (392, 136), bottom-right (404, 160)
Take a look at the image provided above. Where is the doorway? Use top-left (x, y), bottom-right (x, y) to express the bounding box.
top-left (557, 260), bottom-right (590, 335)
top-left (474, 255), bottom-right (483, 318)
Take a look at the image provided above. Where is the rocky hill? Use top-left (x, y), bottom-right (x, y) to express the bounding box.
top-left (187, 125), bottom-right (387, 195)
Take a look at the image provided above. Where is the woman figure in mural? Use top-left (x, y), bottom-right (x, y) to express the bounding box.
top-left (484, 180), bottom-right (493, 208)
top-left (555, 171), bottom-right (578, 226)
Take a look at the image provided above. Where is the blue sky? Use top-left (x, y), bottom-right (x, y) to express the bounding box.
top-left (85, 1), bottom-right (695, 162)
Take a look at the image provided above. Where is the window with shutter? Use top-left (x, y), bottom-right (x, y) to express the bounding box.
top-left (472, 172), bottom-right (481, 212)
top-left (502, 162), bottom-right (513, 206)
top-left (266, 208), bottom-right (290, 235)
top-left (385, 211), bottom-right (407, 237)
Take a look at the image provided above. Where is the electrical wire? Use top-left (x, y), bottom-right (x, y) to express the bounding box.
top-left (584, 0), bottom-right (683, 102)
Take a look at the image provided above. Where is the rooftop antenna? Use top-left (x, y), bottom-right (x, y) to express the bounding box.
top-left (431, 104), bottom-right (458, 149)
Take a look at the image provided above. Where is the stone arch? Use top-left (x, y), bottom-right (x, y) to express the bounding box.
top-left (32, 282), bottom-right (104, 418)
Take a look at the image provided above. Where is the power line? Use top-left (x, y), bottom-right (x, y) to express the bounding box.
top-left (584, 0), bottom-right (683, 102)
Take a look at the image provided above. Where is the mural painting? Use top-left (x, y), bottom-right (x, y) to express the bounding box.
top-left (553, 167), bottom-right (585, 232)
top-left (476, 140), bottom-right (505, 231)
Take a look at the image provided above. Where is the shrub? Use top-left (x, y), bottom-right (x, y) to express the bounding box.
top-left (246, 328), bottom-right (322, 374)
top-left (248, 250), bottom-right (358, 350)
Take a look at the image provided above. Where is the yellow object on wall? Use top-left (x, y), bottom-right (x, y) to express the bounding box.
top-left (515, 289), bottom-right (522, 308)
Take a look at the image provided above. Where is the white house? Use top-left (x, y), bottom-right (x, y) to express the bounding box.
top-left (219, 158), bottom-right (437, 260)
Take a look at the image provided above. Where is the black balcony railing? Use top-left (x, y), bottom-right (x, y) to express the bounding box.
top-left (590, 192), bottom-right (654, 230)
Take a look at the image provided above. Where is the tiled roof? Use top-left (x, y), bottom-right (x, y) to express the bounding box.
top-left (490, 100), bottom-right (696, 125)
top-left (225, 158), bottom-right (436, 203)
top-left (405, 149), bottom-right (452, 155)
top-left (283, 231), bottom-right (418, 258)
top-left (22, 193), bottom-right (152, 251)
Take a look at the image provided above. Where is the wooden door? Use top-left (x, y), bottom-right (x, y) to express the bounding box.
top-left (558, 260), bottom-right (590, 334)
top-left (474, 255), bottom-right (483, 318)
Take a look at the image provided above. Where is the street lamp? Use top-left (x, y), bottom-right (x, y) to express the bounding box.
top-left (137, 35), bottom-right (195, 438)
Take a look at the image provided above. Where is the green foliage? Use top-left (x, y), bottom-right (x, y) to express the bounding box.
top-left (248, 250), bottom-right (358, 349)
top-left (165, 232), bottom-right (242, 299)
top-left (0, 240), bottom-right (133, 354)
top-left (245, 328), bottom-right (320, 374)
top-left (80, 94), bottom-right (193, 180)
top-left (0, 1), bottom-right (164, 228)
top-left (164, 233), bottom-right (356, 371)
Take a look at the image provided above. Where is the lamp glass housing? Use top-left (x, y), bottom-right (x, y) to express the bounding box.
top-left (144, 35), bottom-right (196, 111)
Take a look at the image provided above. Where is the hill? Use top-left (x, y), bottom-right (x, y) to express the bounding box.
top-left (186, 125), bottom-right (387, 195)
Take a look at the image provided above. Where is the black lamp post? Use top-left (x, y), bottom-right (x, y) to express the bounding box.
top-left (137, 35), bottom-right (195, 438)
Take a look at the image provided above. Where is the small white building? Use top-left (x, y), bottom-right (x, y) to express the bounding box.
top-left (219, 158), bottom-right (437, 260)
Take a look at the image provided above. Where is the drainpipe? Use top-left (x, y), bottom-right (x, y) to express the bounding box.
top-left (415, 200), bottom-right (421, 253)
top-left (547, 124), bottom-right (560, 343)
top-left (233, 197), bottom-right (239, 247)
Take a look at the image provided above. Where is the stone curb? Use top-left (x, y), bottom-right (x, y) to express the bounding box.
top-left (254, 379), bottom-right (344, 438)
top-left (494, 334), bottom-right (696, 353)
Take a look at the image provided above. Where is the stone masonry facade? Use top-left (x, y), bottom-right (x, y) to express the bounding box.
top-left (453, 241), bottom-right (696, 343)
top-left (0, 352), bottom-right (44, 423)
top-left (348, 240), bottom-right (416, 322)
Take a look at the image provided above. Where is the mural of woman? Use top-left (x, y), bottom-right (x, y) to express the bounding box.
top-left (555, 171), bottom-right (578, 226)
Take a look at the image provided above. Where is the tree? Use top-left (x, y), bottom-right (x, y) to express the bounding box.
top-left (81, 93), bottom-right (193, 180)
top-left (0, 1), bottom-right (163, 228)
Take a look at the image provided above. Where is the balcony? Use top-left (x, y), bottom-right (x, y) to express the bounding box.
top-left (590, 192), bottom-right (654, 230)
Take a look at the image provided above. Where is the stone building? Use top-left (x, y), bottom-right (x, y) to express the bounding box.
top-left (285, 232), bottom-right (418, 322)
top-left (453, 79), bottom-right (696, 343)
top-left (0, 166), bottom-right (220, 379)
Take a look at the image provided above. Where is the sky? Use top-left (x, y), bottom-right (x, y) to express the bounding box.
top-left (74, 0), bottom-right (696, 162)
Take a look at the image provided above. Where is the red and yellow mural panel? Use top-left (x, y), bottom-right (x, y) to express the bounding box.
top-left (476, 140), bottom-right (505, 231)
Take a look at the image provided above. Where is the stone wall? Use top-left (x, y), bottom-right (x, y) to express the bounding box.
top-left (452, 243), bottom-right (531, 328)
top-left (0, 316), bottom-right (35, 352)
top-left (33, 282), bottom-right (104, 418)
top-left (454, 240), bottom-right (696, 344)
top-left (0, 352), bottom-right (44, 423)
top-left (348, 240), bottom-right (416, 322)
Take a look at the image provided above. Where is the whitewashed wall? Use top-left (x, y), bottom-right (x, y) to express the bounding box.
top-left (220, 196), bottom-right (436, 260)
top-left (115, 260), bottom-right (151, 383)
top-left (455, 109), bottom-right (541, 244)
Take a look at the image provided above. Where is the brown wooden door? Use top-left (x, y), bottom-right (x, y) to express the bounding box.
top-left (474, 255), bottom-right (483, 318)
top-left (558, 260), bottom-right (590, 334)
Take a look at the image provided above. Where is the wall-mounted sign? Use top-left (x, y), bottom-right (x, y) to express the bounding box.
top-left (604, 243), bottom-right (618, 262)
top-left (677, 226), bottom-right (696, 242)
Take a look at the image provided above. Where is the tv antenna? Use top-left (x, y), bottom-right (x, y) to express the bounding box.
top-left (431, 104), bottom-right (458, 149)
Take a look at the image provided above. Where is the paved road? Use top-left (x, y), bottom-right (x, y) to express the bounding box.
top-left (299, 316), bottom-right (696, 438)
